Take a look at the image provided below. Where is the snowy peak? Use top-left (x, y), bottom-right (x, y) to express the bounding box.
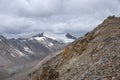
top-left (0, 35), bottom-right (7, 41)
top-left (31, 33), bottom-right (46, 41)
top-left (8, 33), bottom-right (65, 57)
top-left (33, 33), bottom-right (44, 38)
top-left (43, 33), bottom-right (78, 43)
top-left (24, 32), bottom-right (77, 43)
top-left (66, 33), bottom-right (77, 40)
top-left (32, 35), bottom-right (64, 48)
top-left (33, 36), bottom-right (46, 41)
top-left (0, 35), bottom-right (5, 39)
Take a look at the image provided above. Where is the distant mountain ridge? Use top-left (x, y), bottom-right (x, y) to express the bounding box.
top-left (0, 32), bottom-right (76, 66)
top-left (0, 34), bottom-right (65, 68)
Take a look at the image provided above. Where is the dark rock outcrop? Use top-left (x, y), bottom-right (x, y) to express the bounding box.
top-left (33, 33), bottom-right (44, 38)
top-left (66, 33), bottom-right (77, 40)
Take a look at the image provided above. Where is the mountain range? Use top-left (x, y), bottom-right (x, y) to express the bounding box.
top-left (0, 33), bottom-right (76, 79)
top-left (22, 16), bottom-right (120, 80)
top-left (1, 16), bottom-right (120, 80)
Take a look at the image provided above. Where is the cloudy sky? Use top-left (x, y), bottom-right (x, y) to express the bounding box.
top-left (0, 0), bottom-right (120, 38)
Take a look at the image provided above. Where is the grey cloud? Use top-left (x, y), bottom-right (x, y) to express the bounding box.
top-left (13, 0), bottom-right (62, 17)
top-left (0, 0), bottom-right (120, 38)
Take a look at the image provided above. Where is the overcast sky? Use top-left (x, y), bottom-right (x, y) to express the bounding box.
top-left (0, 0), bottom-right (120, 38)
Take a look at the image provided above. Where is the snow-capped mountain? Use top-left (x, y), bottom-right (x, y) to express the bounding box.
top-left (32, 33), bottom-right (44, 37)
top-left (0, 33), bottom-right (66, 67)
top-left (0, 32), bottom-right (76, 68)
top-left (0, 33), bottom-right (76, 79)
top-left (44, 33), bottom-right (77, 43)
top-left (8, 34), bottom-right (65, 59)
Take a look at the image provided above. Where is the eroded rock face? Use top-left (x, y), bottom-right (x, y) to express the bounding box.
top-left (24, 16), bottom-right (120, 80)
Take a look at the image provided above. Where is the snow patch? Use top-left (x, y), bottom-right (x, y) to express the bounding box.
top-left (47, 42), bottom-right (53, 47)
top-left (10, 53), bottom-right (16, 57)
top-left (50, 42), bottom-right (53, 46)
top-left (24, 47), bottom-right (34, 54)
top-left (15, 49), bottom-right (26, 56)
top-left (34, 37), bottom-right (45, 41)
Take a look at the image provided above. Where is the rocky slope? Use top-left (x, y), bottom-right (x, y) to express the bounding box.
top-left (25, 16), bottom-right (120, 80)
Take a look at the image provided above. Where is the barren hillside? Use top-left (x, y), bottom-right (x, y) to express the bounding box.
top-left (24, 16), bottom-right (120, 80)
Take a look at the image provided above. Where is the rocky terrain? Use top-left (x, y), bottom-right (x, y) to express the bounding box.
top-left (24, 16), bottom-right (120, 80)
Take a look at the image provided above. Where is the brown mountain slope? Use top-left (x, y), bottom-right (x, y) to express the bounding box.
top-left (24, 16), bottom-right (120, 80)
